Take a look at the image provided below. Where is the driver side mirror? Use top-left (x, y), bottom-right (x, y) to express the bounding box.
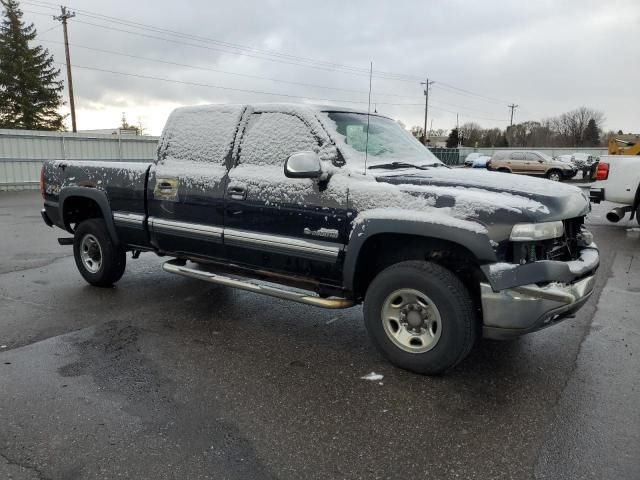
top-left (284, 151), bottom-right (322, 179)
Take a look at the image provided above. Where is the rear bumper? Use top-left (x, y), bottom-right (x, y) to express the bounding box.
top-left (40, 208), bottom-right (53, 227)
top-left (589, 187), bottom-right (604, 204)
top-left (480, 245), bottom-right (599, 339)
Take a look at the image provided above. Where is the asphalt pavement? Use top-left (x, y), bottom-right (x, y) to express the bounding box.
top-left (0, 190), bottom-right (638, 479)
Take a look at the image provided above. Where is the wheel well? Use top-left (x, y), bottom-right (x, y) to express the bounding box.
top-left (497, 167), bottom-right (511, 173)
top-left (63, 196), bottom-right (103, 231)
top-left (352, 233), bottom-right (484, 310)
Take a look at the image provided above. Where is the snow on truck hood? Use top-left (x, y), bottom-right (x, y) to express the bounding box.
top-left (373, 167), bottom-right (590, 222)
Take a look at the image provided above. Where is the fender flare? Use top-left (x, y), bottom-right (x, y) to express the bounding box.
top-left (342, 217), bottom-right (497, 291)
top-left (59, 187), bottom-right (120, 245)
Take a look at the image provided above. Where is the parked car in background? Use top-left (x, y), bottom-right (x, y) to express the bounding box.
top-left (556, 154), bottom-right (577, 166)
top-left (570, 152), bottom-right (596, 168)
top-left (487, 150), bottom-right (577, 181)
top-left (571, 152), bottom-right (598, 180)
top-left (463, 153), bottom-right (491, 168)
top-left (463, 152), bottom-right (483, 167)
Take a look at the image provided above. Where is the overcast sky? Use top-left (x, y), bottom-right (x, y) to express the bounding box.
top-left (19, 0), bottom-right (640, 135)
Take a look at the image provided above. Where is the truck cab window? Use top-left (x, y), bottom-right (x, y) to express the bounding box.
top-left (238, 112), bottom-right (318, 166)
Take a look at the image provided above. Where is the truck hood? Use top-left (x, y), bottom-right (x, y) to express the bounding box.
top-left (374, 167), bottom-right (590, 223)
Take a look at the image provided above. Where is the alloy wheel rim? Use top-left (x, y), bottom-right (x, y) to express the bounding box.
top-left (380, 288), bottom-right (442, 353)
top-left (80, 234), bottom-right (103, 273)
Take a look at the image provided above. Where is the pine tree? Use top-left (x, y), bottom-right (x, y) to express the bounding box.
top-left (0, 0), bottom-right (65, 130)
top-left (583, 118), bottom-right (599, 147)
top-left (445, 128), bottom-right (459, 148)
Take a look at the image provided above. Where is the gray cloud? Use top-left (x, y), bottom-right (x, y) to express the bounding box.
top-left (22, 0), bottom-right (640, 134)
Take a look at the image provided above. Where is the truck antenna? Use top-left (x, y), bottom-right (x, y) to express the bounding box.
top-left (364, 61), bottom-right (373, 174)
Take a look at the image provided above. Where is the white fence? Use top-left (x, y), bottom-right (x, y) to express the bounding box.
top-left (0, 128), bottom-right (159, 191)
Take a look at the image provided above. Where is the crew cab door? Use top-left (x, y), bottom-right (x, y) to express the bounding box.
top-left (224, 109), bottom-right (348, 284)
top-left (147, 105), bottom-right (245, 259)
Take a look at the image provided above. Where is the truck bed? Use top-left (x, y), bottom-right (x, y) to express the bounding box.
top-left (42, 160), bottom-right (153, 246)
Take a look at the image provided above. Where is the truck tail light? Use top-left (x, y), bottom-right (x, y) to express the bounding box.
top-left (595, 162), bottom-right (609, 181)
top-left (40, 166), bottom-right (45, 198)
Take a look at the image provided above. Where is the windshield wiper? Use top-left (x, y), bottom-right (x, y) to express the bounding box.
top-left (368, 162), bottom-right (429, 170)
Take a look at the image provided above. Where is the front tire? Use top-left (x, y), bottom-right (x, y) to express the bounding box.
top-left (363, 261), bottom-right (477, 375)
top-left (547, 170), bottom-right (562, 182)
top-left (73, 219), bottom-right (126, 287)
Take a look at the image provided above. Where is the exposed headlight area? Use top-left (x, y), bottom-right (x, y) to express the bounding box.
top-left (508, 218), bottom-right (586, 265)
top-left (510, 221), bottom-right (564, 241)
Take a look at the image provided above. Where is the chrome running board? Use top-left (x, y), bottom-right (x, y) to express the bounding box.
top-left (162, 259), bottom-right (354, 309)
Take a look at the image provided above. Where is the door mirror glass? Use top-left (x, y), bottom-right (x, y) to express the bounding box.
top-left (284, 151), bottom-right (322, 178)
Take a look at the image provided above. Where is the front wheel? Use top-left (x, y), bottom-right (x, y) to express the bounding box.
top-left (547, 170), bottom-right (562, 182)
top-left (363, 261), bottom-right (477, 375)
top-left (73, 218), bottom-right (126, 287)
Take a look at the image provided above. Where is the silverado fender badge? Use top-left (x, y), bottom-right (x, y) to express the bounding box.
top-left (303, 227), bottom-right (339, 239)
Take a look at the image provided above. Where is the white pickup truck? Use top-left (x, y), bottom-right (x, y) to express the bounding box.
top-left (590, 155), bottom-right (640, 224)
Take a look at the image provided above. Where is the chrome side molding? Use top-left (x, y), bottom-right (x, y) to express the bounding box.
top-left (224, 227), bottom-right (341, 262)
top-left (113, 212), bottom-right (145, 229)
top-left (149, 217), bottom-right (223, 242)
top-left (162, 259), bottom-right (353, 309)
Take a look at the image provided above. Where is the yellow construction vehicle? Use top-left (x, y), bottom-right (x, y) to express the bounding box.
top-left (608, 137), bottom-right (640, 155)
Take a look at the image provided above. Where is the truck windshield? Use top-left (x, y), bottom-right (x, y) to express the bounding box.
top-left (324, 112), bottom-right (442, 168)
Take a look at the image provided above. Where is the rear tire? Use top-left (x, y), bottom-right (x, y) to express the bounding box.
top-left (363, 260), bottom-right (477, 375)
top-left (73, 219), bottom-right (126, 287)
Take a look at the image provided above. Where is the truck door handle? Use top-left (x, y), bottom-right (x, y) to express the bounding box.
top-left (227, 186), bottom-right (247, 200)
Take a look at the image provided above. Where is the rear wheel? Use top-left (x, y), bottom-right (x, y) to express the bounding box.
top-left (73, 218), bottom-right (126, 287)
top-left (363, 260), bottom-right (477, 375)
top-left (547, 170), bottom-right (562, 182)
top-left (497, 168), bottom-right (510, 173)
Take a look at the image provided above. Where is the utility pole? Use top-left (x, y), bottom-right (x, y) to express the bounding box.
top-left (420, 78), bottom-right (435, 145)
top-left (508, 103), bottom-right (518, 127)
top-left (54, 6), bottom-right (77, 132)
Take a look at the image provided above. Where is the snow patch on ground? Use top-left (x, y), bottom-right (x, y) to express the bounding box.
top-left (361, 372), bottom-right (384, 381)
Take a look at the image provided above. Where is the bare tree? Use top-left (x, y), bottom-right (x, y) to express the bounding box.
top-left (459, 122), bottom-right (483, 147)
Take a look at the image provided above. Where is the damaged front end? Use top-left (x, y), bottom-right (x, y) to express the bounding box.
top-left (480, 216), bottom-right (599, 339)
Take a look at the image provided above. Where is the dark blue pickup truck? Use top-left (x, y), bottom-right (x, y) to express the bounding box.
top-left (40, 104), bottom-right (599, 374)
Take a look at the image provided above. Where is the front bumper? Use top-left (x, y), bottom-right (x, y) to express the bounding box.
top-left (480, 246), bottom-right (599, 339)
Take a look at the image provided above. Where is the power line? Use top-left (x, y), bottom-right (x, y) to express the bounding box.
top-left (41, 39), bottom-right (512, 119)
top-left (23, 0), bottom-right (516, 105)
top-left (54, 62), bottom-right (370, 104)
top-left (56, 61), bottom-right (509, 124)
top-left (40, 40), bottom-right (421, 99)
